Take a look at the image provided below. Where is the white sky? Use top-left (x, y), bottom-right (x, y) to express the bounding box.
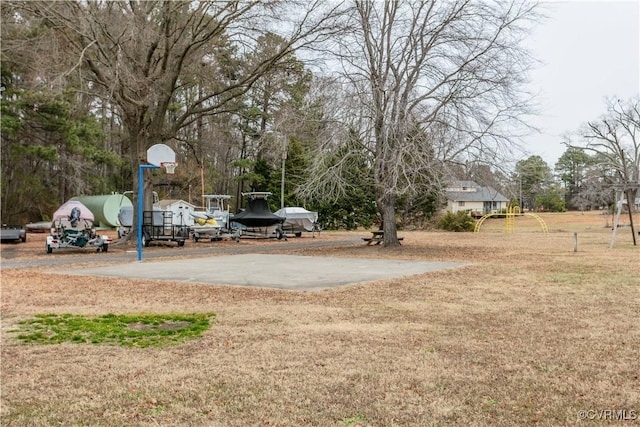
top-left (521, 0), bottom-right (640, 167)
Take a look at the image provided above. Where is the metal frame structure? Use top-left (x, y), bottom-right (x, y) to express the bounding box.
top-left (474, 206), bottom-right (548, 233)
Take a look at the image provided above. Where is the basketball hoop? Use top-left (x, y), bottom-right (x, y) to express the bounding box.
top-left (161, 162), bottom-right (177, 174)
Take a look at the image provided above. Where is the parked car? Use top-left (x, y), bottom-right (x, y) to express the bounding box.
top-left (1, 224), bottom-right (27, 243)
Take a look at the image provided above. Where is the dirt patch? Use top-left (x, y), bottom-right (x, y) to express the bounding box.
top-left (126, 321), bottom-right (193, 332)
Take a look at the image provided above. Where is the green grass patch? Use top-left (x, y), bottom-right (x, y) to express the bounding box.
top-left (10, 313), bottom-right (215, 348)
top-left (342, 414), bottom-right (366, 425)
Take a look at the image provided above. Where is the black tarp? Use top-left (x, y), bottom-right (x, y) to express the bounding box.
top-left (231, 198), bottom-right (285, 227)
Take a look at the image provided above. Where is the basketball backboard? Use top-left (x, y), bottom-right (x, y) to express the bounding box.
top-left (147, 144), bottom-right (176, 167)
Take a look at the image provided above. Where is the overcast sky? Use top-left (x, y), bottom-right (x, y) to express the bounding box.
top-left (521, 0), bottom-right (640, 167)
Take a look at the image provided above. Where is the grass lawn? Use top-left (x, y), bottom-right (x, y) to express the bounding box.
top-left (1, 211), bottom-right (639, 426)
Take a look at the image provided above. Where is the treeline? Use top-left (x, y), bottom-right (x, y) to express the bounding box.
top-left (0, 2), bottom-right (379, 227)
top-left (1, 2), bottom-right (637, 231)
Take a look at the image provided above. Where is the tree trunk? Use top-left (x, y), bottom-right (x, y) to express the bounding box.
top-left (121, 124), bottom-right (156, 242)
top-left (378, 193), bottom-right (400, 247)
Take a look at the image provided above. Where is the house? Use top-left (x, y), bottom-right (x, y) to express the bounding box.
top-left (445, 180), bottom-right (510, 216)
top-left (155, 199), bottom-right (198, 227)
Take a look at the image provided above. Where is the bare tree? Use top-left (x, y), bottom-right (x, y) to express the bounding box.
top-left (573, 155), bottom-right (617, 211)
top-left (10, 0), bottom-right (346, 221)
top-left (566, 97), bottom-right (640, 245)
top-left (301, 0), bottom-right (539, 245)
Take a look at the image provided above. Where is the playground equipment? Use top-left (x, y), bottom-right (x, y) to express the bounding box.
top-left (610, 183), bottom-right (639, 248)
top-left (474, 206), bottom-right (548, 233)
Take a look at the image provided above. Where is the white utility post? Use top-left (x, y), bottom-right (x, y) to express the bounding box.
top-left (281, 150), bottom-right (287, 210)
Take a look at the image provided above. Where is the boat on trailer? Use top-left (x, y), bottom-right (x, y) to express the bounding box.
top-left (190, 195), bottom-right (240, 242)
top-left (231, 192), bottom-right (286, 239)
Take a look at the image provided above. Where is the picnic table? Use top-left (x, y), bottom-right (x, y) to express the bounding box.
top-left (362, 230), bottom-right (403, 245)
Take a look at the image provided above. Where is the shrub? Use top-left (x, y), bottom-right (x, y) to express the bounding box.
top-left (437, 211), bottom-right (476, 232)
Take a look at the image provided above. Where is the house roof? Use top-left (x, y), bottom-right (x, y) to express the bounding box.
top-left (451, 180), bottom-right (477, 188)
top-left (157, 199), bottom-right (196, 209)
top-left (446, 181), bottom-right (509, 202)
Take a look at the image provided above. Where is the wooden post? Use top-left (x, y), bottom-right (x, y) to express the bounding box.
top-left (610, 191), bottom-right (623, 249)
top-left (573, 232), bottom-right (578, 252)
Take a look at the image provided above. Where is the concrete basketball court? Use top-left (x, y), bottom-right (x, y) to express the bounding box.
top-left (58, 254), bottom-right (467, 291)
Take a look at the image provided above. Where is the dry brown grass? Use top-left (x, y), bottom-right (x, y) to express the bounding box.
top-left (1, 211), bottom-right (639, 426)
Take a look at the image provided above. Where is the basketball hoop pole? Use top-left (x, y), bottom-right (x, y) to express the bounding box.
top-left (137, 164), bottom-right (159, 261)
top-left (139, 144), bottom-right (177, 261)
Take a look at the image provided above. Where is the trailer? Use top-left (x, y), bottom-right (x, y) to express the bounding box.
top-left (1, 224), bottom-right (27, 243)
top-left (141, 210), bottom-right (188, 247)
top-left (190, 211), bottom-right (223, 242)
top-left (231, 192), bottom-right (286, 240)
top-left (274, 207), bottom-right (320, 237)
top-left (190, 195), bottom-right (240, 242)
top-left (46, 200), bottom-right (112, 253)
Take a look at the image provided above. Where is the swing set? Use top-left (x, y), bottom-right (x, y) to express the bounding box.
top-left (474, 206), bottom-right (548, 233)
top-left (609, 184), bottom-right (639, 248)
